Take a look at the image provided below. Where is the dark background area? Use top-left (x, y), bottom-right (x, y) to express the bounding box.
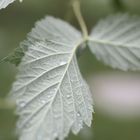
top-left (1, 0), bottom-right (140, 140)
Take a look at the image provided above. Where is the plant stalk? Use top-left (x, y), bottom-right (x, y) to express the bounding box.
top-left (72, 0), bottom-right (88, 39)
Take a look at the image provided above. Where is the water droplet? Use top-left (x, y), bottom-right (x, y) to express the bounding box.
top-left (59, 61), bottom-right (66, 66)
top-left (41, 100), bottom-right (46, 104)
top-left (77, 113), bottom-right (80, 117)
top-left (67, 95), bottom-right (70, 98)
top-left (47, 95), bottom-right (51, 98)
top-left (79, 123), bottom-right (83, 129)
top-left (19, 101), bottom-right (25, 107)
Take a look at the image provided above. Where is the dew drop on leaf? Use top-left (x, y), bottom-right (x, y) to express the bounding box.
top-left (77, 113), bottom-right (80, 117)
top-left (47, 95), bottom-right (51, 98)
top-left (19, 101), bottom-right (26, 107)
top-left (59, 61), bottom-right (67, 66)
top-left (67, 95), bottom-right (70, 98)
top-left (41, 100), bottom-right (46, 104)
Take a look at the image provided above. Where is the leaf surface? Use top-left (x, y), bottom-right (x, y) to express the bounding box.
top-left (88, 14), bottom-right (140, 71)
top-left (10, 16), bottom-right (93, 140)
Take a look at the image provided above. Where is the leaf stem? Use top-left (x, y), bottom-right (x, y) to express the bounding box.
top-left (72, 0), bottom-right (88, 39)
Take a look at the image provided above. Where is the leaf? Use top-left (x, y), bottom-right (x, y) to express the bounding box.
top-left (0, 0), bottom-right (14, 9)
top-left (88, 14), bottom-right (140, 71)
top-left (1, 44), bottom-right (27, 66)
top-left (0, 0), bottom-right (22, 9)
top-left (10, 16), bottom-right (93, 140)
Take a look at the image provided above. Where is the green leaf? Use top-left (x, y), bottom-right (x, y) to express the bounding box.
top-left (88, 14), bottom-right (140, 71)
top-left (10, 16), bottom-right (93, 140)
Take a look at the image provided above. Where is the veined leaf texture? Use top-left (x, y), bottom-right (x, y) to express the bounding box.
top-left (10, 16), bottom-right (93, 140)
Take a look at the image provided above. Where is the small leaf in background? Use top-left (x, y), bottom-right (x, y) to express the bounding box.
top-left (10, 16), bottom-right (93, 140)
top-left (0, 0), bottom-right (22, 9)
top-left (1, 44), bottom-right (27, 66)
top-left (0, 0), bottom-right (14, 9)
top-left (88, 13), bottom-right (140, 71)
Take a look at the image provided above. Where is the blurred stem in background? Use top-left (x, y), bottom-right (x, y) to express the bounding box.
top-left (112, 0), bottom-right (125, 11)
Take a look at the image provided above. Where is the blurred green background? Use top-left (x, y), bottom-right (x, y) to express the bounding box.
top-left (1, 0), bottom-right (140, 140)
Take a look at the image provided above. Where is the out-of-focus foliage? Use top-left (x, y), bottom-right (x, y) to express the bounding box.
top-left (0, 0), bottom-right (140, 140)
top-left (0, 0), bottom-right (15, 10)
